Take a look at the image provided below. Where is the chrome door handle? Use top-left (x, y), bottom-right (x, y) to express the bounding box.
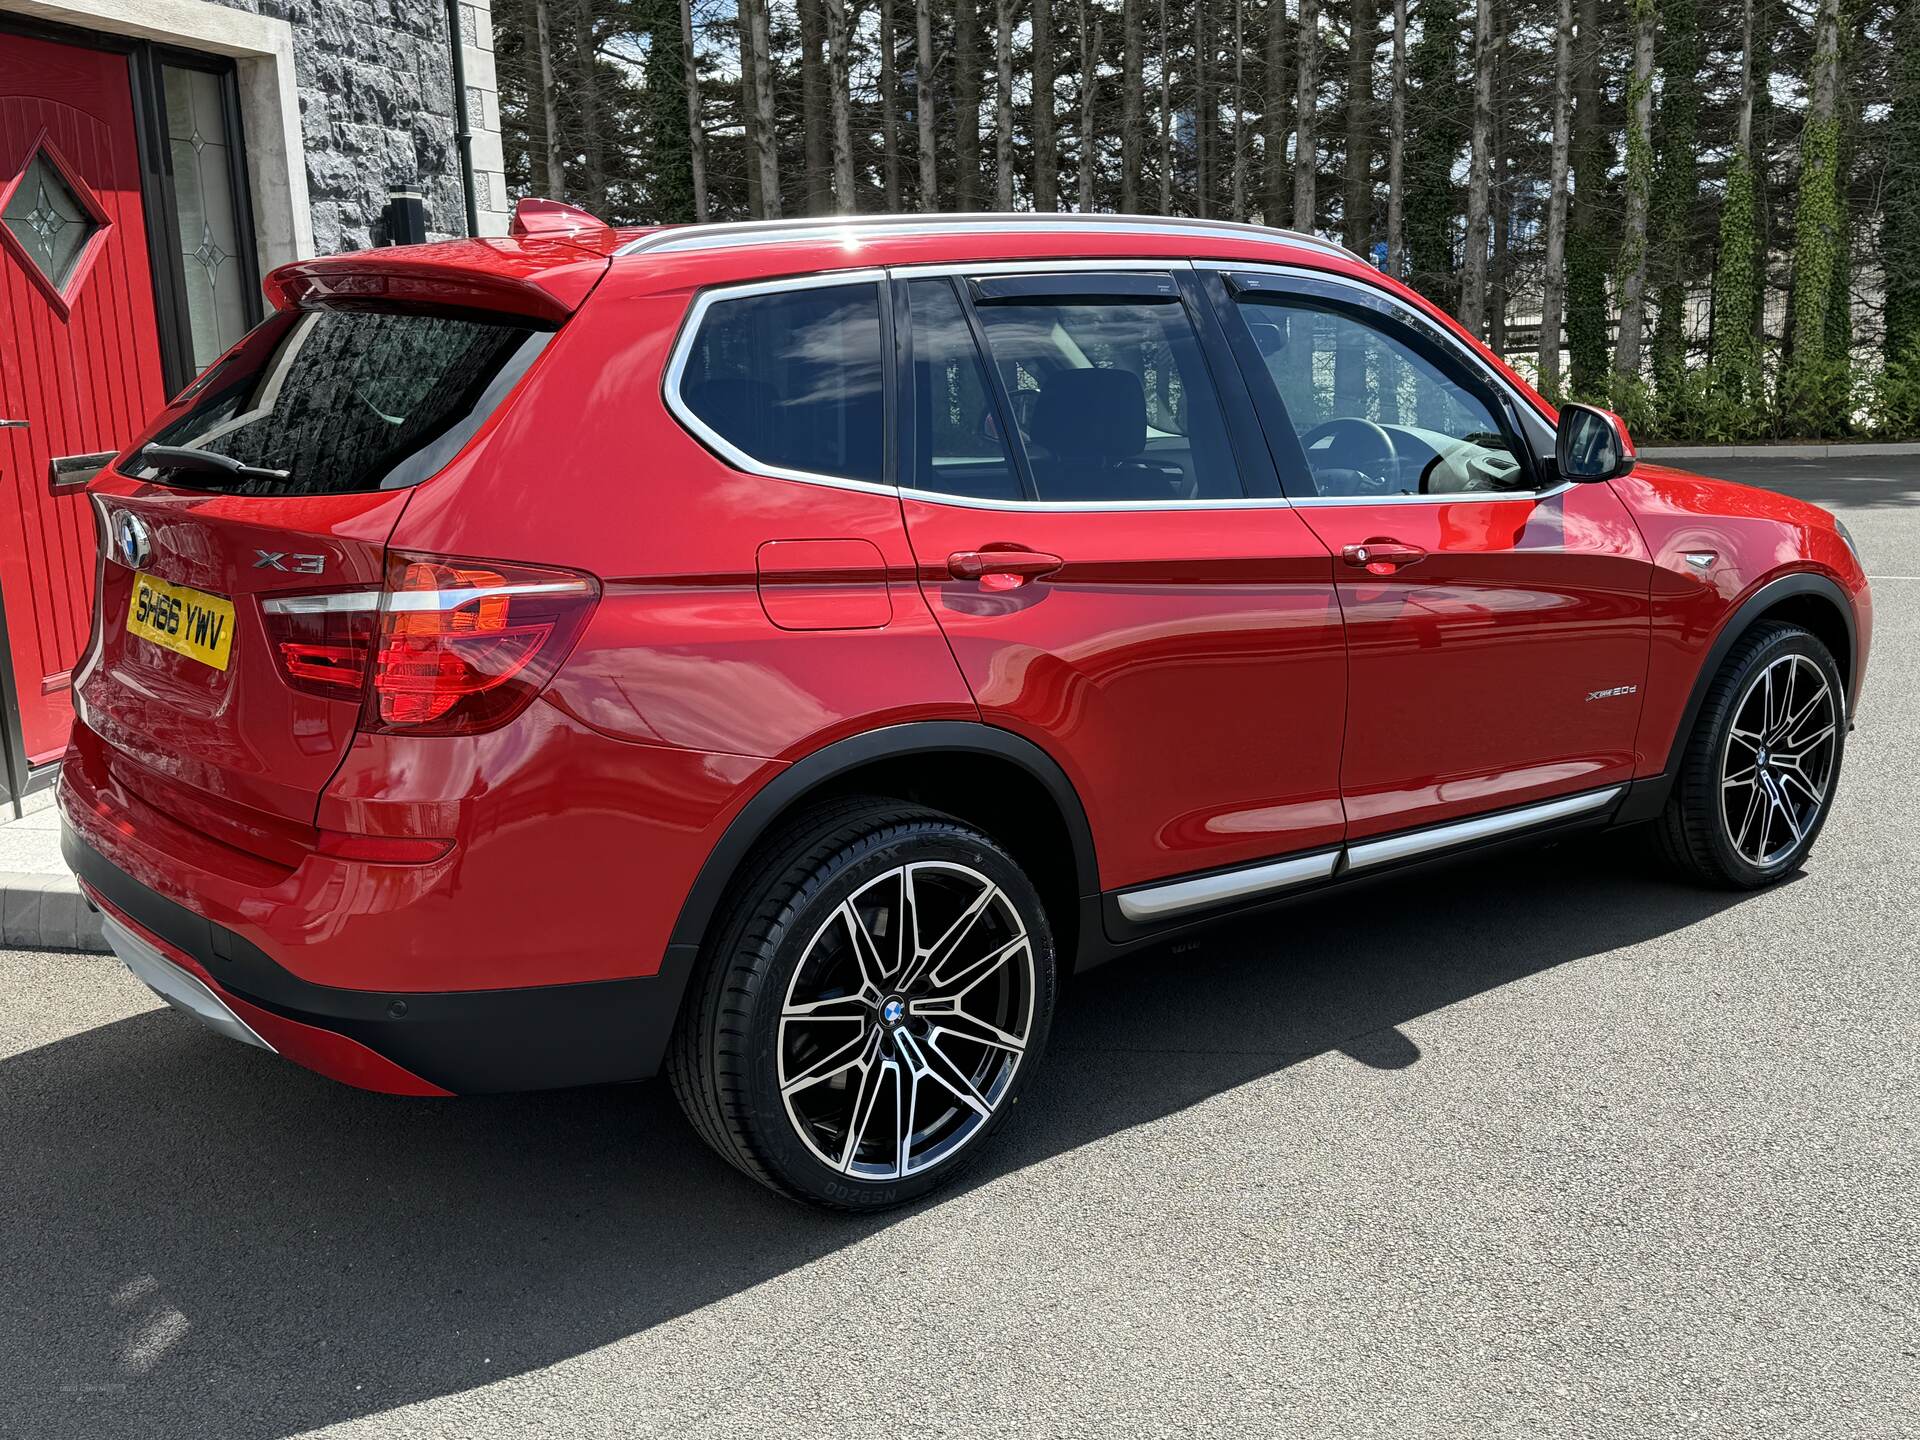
top-left (1342, 540), bottom-right (1427, 572)
top-left (0, 419), bottom-right (28, 429)
top-left (948, 548), bottom-right (1066, 585)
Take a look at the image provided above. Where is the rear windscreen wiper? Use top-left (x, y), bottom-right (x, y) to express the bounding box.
top-left (138, 444), bottom-right (291, 484)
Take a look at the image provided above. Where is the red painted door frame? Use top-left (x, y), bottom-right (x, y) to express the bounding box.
top-left (0, 17), bottom-right (256, 801)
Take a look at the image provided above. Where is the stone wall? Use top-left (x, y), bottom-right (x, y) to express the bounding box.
top-left (200, 0), bottom-right (507, 253)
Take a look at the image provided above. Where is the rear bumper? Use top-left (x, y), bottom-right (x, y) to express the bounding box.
top-left (67, 827), bottom-right (697, 1095)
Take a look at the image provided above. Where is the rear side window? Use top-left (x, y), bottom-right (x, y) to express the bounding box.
top-left (675, 281), bottom-right (886, 485)
top-left (964, 284), bottom-right (1241, 503)
top-left (125, 306), bottom-right (548, 496)
top-left (906, 277), bottom-right (1022, 501)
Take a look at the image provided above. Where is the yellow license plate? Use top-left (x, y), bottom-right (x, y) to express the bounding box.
top-left (126, 572), bottom-right (236, 671)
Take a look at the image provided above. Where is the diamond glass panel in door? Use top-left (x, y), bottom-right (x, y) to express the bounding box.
top-left (1, 149), bottom-right (102, 292)
top-left (164, 65), bottom-right (251, 372)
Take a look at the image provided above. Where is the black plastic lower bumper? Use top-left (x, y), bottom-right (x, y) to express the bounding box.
top-left (64, 826), bottom-right (697, 1094)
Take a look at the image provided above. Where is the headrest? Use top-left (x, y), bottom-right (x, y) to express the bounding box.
top-left (1029, 368), bottom-right (1147, 462)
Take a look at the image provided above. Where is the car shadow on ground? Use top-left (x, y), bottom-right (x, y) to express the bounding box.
top-left (0, 830), bottom-right (1759, 1439)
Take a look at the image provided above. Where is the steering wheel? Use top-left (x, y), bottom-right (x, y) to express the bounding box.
top-left (1297, 417), bottom-right (1400, 495)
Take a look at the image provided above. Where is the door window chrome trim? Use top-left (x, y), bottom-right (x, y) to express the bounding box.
top-left (1342, 785), bottom-right (1623, 871)
top-left (1116, 848), bottom-right (1340, 922)
top-left (661, 268), bottom-right (896, 496)
top-left (1112, 784), bottom-right (1625, 922)
top-left (896, 488), bottom-right (1295, 513)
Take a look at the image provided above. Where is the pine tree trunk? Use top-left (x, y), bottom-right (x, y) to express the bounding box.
top-left (1459, 0), bottom-right (1493, 334)
top-left (576, 2), bottom-right (604, 215)
top-left (1613, 1), bottom-right (1656, 384)
top-left (916, 0), bottom-right (938, 209)
top-left (1342, 0), bottom-right (1372, 253)
top-left (1194, 0), bottom-right (1211, 217)
top-left (1079, 0), bottom-right (1104, 209)
top-left (1158, 0), bottom-right (1172, 211)
top-left (995, 0), bottom-right (1015, 208)
top-left (680, 0), bottom-right (708, 220)
top-left (535, 0), bottom-right (564, 196)
top-left (1385, 0), bottom-right (1404, 271)
top-left (740, 37), bottom-right (761, 217)
top-left (826, 0), bottom-right (856, 212)
top-left (1034, 1), bottom-right (1058, 209)
top-left (1487, 2), bottom-right (1507, 354)
top-left (800, 0), bottom-right (831, 214)
top-left (1565, 0), bottom-right (1605, 394)
top-left (1121, 0), bottom-right (1143, 211)
top-left (1231, 0), bottom-right (1247, 220)
top-left (745, 0), bottom-right (781, 216)
top-left (1538, 0), bottom-right (1572, 395)
top-left (880, 0), bottom-right (902, 211)
top-left (957, 0), bottom-right (983, 208)
top-left (1263, 0), bottom-right (1289, 225)
top-left (1291, 0), bottom-right (1319, 230)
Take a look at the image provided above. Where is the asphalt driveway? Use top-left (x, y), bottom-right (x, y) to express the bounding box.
top-left (2, 454), bottom-right (1914, 1438)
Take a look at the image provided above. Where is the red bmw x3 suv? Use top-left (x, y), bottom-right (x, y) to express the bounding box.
top-left (62, 205), bottom-right (1872, 1209)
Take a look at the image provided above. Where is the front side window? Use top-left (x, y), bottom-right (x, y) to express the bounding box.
top-left (678, 281), bottom-right (886, 485)
top-left (1234, 296), bottom-right (1529, 499)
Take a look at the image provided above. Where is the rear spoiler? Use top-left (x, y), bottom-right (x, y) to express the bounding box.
top-left (264, 234), bottom-right (611, 326)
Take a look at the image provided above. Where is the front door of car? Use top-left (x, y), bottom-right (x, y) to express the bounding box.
top-left (1205, 267), bottom-right (1655, 841)
top-left (892, 267), bottom-right (1348, 897)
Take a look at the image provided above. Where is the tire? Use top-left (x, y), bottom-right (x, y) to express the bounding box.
top-left (1657, 621), bottom-right (1847, 889)
top-left (667, 796), bottom-right (1058, 1210)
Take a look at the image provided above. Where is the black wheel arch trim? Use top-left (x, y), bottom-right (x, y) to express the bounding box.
top-left (665, 721), bottom-right (1103, 958)
top-left (1653, 569), bottom-right (1858, 782)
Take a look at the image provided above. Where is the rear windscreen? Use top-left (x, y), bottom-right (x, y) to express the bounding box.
top-left (123, 306), bottom-right (550, 497)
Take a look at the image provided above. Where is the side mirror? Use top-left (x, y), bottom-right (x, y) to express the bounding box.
top-left (1555, 403), bottom-right (1637, 482)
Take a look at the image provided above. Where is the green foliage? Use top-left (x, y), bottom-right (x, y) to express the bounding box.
top-left (642, 0), bottom-right (695, 223)
top-left (1403, 0), bottom-right (1465, 312)
top-left (1871, 337), bottom-right (1920, 435)
top-left (1650, 0), bottom-right (1701, 403)
top-left (1887, 2), bottom-right (1920, 359)
top-left (1566, 221), bottom-right (1610, 398)
top-left (1710, 155), bottom-right (1761, 409)
top-left (1612, 0), bottom-right (1656, 381)
top-left (1782, 113), bottom-right (1846, 434)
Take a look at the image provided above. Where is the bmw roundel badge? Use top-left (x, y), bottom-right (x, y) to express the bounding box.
top-left (115, 510), bottom-right (151, 569)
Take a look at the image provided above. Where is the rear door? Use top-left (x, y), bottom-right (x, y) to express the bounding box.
top-left (76, 301), bottom-right (553, 836)
top-left (893, 266), bottom-right (1347, 898)
top-left (1206, 266), bottom-right (1654, 841)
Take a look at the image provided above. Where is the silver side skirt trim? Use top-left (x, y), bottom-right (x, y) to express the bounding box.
top-left (1343, 786), bottom-right (1624, 872)
top-left (1116, 849), bottom-right (1340, 923)
top-left (101, 915), bottom-right (276, 1053)
top-left (1113, 785), bottom-right (1624, 923)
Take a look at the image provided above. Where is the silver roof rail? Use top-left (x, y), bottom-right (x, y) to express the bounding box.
top-left (616, 211), bottom-right (1364, 265)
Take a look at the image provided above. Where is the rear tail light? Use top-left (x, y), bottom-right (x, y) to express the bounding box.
top-left (369, 553), bottom-right (598, 734)
top-left (260, 552), bottom-right (598, 735)
top-left (261, 593), bottom-right (379, 700)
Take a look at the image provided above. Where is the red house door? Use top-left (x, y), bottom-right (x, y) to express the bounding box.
top-left (0, 30), bottom-right (169, 765)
